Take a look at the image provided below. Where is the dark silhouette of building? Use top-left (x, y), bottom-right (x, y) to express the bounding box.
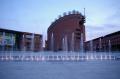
top-left (85, 31), bottom-right (120, 52)
top-left (47, 10), bottom-right (86, 51)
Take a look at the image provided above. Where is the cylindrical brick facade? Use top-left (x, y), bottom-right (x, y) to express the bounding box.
top-left (47, 11), bottom-right (86, 51)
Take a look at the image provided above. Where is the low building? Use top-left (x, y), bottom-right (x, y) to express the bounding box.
top-left (0, 28), bottom-right (43, 51)
top-left (85, 31), bottom-right (120, 52)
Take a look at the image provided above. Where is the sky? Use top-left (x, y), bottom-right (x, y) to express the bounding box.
top-left (0, 0), bottom-right (120, 41)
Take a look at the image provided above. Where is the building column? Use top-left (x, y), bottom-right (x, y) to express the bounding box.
top-left (22, 34), bottom-right (25, 51)
top-left (31, 33), bottom-right (34, 51)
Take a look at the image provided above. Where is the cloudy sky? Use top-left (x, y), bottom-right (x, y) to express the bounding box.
top-left (0, 0), bottom-right (120, 41)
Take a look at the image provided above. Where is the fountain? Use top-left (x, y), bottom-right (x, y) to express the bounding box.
top-left (0, 32), bottom-right (117, 62)
top-left (2, 32), bottom-right (5, 52)
top-left (9, 33), bottom-right (14, 60)
top-left (62, 38), bottom-right (65, 51)
top-left (80, 33), bottom-right (84, 53)
top-left (31, 33), bottom-right (35, 51)
top-left (80, 33), bottom-right (84, 60)
top-left (99, 38), bottom-right (103, 60)
top-left (108, 40), bottom-right (111, 59)
top-left (51, 33), bottom-right (54, 51)
top-left (11, 33), bottom-right (14, 51)
top-left (90, 40), bottom-right (94, 59)
top-left (64, 35), bottom-right (68, 52)
top-left (71, 32), bottom-right (74, 52)
top-left (90, 40), bottom-right (93, 52)
top-left (22, 34), bottom-right (26, 51)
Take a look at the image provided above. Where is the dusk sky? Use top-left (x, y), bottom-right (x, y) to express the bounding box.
top-left (0, 0), bottom-right (120, 41)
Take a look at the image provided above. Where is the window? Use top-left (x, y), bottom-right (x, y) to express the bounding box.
top-left (76, 29), bottom-right (80, 31)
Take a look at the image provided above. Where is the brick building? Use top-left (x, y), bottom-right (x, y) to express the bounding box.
top-left (47, 10), bottom-right (86, 51)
